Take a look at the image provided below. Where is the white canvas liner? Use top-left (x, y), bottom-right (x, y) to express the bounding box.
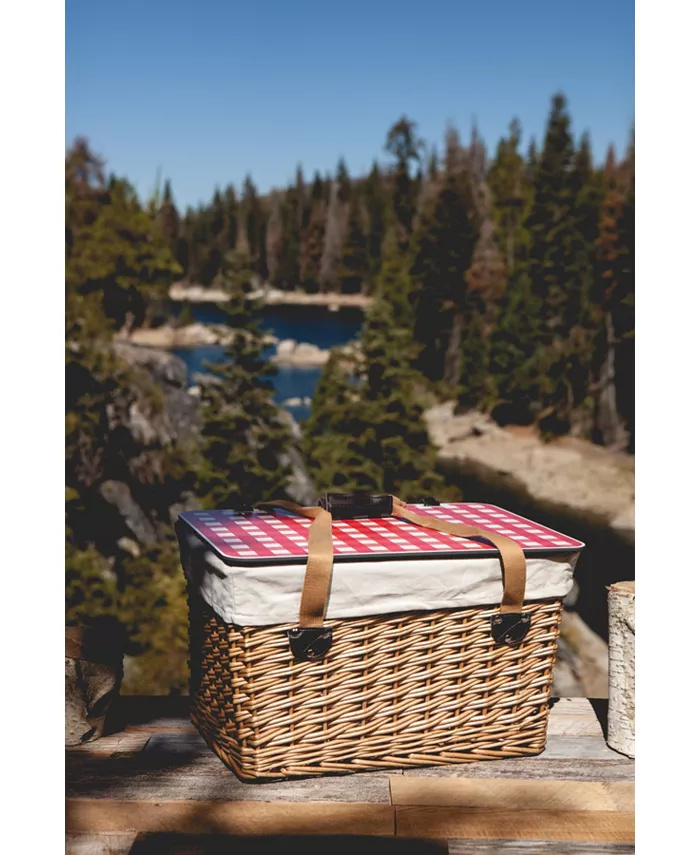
top-left (177, 525), bottom-right (579, 627)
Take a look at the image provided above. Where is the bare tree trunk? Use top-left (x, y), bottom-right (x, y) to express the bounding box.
top-left (319, 182), bottom-right (347, 294)
top-left (607, 581), bottom-right (635, 758)
top-left (444, 309), bottom-right (464, 388)
top-left (597, 312), bottom-right (628, 447)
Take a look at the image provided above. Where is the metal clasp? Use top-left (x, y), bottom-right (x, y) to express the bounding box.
top-left (288, 627), bottom-right (333, 661)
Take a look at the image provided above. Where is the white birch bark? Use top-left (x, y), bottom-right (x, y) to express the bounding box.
top-left (607, 581), bottom-right (635, 757)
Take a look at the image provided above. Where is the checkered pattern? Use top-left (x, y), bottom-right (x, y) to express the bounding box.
top-left (179, 503), bottom-right (584, 564)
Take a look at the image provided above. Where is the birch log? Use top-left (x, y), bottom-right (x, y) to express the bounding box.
top-left (607, 581), bottom-right (635, 758)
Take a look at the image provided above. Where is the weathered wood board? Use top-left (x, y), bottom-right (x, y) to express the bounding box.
top-left (66, 696), bottom-right (634, 853)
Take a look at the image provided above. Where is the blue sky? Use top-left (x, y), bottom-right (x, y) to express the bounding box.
top-left (66, 0), bottom-right (634, 210)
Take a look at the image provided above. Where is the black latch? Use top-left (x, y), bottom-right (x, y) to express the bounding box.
top-left (490, 613), bottom-right (531, 646)
top-left (288, 627), bottom-right (333, 661)
top-left (420, 496), bottom-right (440, 506)
top-left (318, 492), bottom-right (393, 520)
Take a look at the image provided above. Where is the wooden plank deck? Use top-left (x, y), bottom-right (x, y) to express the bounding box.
top-left (66, 697), bottom-right (634, 854)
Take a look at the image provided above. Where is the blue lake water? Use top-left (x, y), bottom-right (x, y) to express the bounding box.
top-left (172, 303), bottom-right (363, 421)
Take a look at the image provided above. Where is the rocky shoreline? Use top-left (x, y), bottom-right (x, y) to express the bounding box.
top-left (169, 281), bottom-right (371, 311)
top-left (271, 339), bottom-right (329, 367)
top-left (423, 401), bottom-right (635, 699)
top-left (118, 323), bottom-right (242, 349)
top-left (424, 401), bottom-right (635, 543)
top-left (116, 324), bottom-right (356, 368)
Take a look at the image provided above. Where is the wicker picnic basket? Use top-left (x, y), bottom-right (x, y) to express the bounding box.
top-left (177, 493), bottom-right (583, 781)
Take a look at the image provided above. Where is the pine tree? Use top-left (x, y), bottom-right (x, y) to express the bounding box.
top-left (521, 94), bottom-right (600, 434)
top-left (195, 250), bottom-right (292, 506)
top-left (319, 159), bottom-right (350, 292)
top-left (304, 246), bottom-right (446, 497)
top-left (199, 187), bottom-right (226, 285)
top-left (336, 157), bottom-right (351, 203)
top-left (526, 94), bottom-right (577, 315)
top-left (66, 142), bottom-right (181, 331)
top-left (362, 161), bottom-right (387, 283)
top-left (338, 191), bottom-right (369, 293)
top-left (190, 206), bottom-right (210, 284)
top-left (295, 164), bottom-right (307, 231)
top-left (240, 175), bottom-right (268, 282)
top-left (569, 133), bottom-right (606, 330)
top-left (223, 185), bottom-right (239, 253)
top-left (210, 188), bottom-right (225, 240)
top-left (300, 172), bottom-right (326, 291)
top-left (525, 137), bottom-right (539, 183)
top-left (274, 182), bottom-right (303, 289)
top-left (177, 208), bottom-right (194, 278)
top-left (592, 135), bottom-right (634, 448)
top-left (354, 293), bottom-right (445, 497)
top-left (157, 180), bottom-right (181, 263)
top-left (411, 138), bottom-right (480, 386)
top-left (615, 133), bottom-right (635, 449)
top-left (488, 119), bottom-right (531, 272)
top-left (486, 273), bottom-right (555, 426)
top-left (301, 351), bottom-right (363, 488)
top-left (385, 116), bottom-right (422, 249)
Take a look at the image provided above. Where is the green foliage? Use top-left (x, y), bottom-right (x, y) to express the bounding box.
top-left (492, 95), bottom-right (604, 434)
top-left (304, 248), bottom-right (449, 498)
top-left (486, 275), bottom-right (555, 425)
top-left (363, 161), bottom-right (388, 283)
top-left (241, 175), bottom-right (268, 280)
top-left (411, 169), bottom-right (480, 383)
top-left (594, 138), bottom-right (635, 447)
top-left (194, 250), bottom-right (292, 507)
top-left (273, 184), bottom-right (303, 289)
top-left (66, 139), bottom-right (196, 693)
top-left (66, 532), bottom-right (189, 695)
top-left (65, 305), bottom-right (132, 489)
top-left (300, 172), bottom-right (327, 290)
top-left (372, 232), bottom-right (414, 330)
top-left (66, 142), bottom-right (181, 330)
top-left (338, 191), bottom-right (370, 293)
top-left (66, 537), bottom-right (119, 626)
top-left (65, 97), bottom-right (635, 699)
top-left (487, 119), bottom-right (532, 271)
top-left (385, 116), bottom-right (423, 247)
top-left (526, 94), bottom-right (587, 326)
top-left (117, 540), bottom-right (190, 694)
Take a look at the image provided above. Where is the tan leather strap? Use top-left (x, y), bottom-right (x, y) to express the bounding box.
top-left (255, 496), bottom-right (527, 626)
top-left (389, 496), bottom-right (526, 614)
top-left (256, 501), bottom-right (333, 628)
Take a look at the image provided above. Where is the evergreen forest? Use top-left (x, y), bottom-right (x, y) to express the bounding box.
top-left (66, 93), bottom-right (634, 692)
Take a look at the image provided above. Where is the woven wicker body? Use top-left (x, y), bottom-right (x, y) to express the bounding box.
top-left (188, 592), bottom-right (563, 781)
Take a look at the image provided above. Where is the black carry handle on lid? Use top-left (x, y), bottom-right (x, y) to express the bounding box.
top-left (318, 492), bottom-right (440, 520)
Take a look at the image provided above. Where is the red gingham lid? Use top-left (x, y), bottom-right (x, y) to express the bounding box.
top-left (179, 503), bottom-right (585, 565)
